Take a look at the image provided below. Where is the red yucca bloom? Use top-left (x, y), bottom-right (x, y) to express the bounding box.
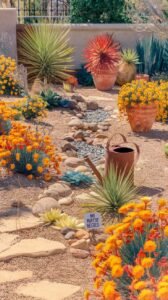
top-left (84, 34), bottom-right (121, 74)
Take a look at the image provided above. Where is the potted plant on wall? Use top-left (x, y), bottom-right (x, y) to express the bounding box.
top-left (116, 49), bottom-right (140, 85)
top-left (118, 80), bottom-right (159, 132)
top-left (84, 34), bottom-right (121, 91)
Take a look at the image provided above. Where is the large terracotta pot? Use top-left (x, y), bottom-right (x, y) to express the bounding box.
top-left (92, 68), bottom-right (118, 91)
top-left (126, 103), bottom-right (157, 132)
top-left (135, 74), bottom-right (149, 81)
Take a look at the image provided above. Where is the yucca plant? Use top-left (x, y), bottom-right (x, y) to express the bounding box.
top-left (84, 166), bottom-right (138, 220)
top-left (116, 49), bottom-right (139, 85)
top-left (18, 25), bottom-right (74, 83)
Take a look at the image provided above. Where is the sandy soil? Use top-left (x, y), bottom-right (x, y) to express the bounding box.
top-left (0, 86), bottom-right (168, 299)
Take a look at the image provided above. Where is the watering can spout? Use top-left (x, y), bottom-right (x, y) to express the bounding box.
top-left (84, 155), bottom-right (103, 184)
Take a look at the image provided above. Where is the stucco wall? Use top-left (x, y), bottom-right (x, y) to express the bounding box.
top-left (17, 23), bottom-right (157, 68)
top-left (0, 8), bottom-right (17, 58)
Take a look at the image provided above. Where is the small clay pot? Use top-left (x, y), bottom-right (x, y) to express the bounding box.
top-left (126, 103), bottom-right (157, 132)
top-left (92, 68), bottom-right (118, 91)
top-left (135, 74), bottom-right (149, 81)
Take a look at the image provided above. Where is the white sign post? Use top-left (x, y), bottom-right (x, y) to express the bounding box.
top-left (84, 212), bottom-right (102, 230)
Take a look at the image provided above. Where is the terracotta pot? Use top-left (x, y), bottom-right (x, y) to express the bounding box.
top-left (92, 68), bottom-right (118, 91)
top-left (126, 103), bottom-right (157, 132)
top-left (135, 74), bottom-right (149, 81)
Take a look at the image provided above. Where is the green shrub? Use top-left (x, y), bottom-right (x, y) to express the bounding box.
top-left (76, 65), bottom-right (94, 86)
top-left (70, 0), bottom-right (130, 23)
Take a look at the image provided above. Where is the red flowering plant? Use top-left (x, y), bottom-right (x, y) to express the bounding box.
top-left (85, 197), bottom-right (168, 300)
top-left (84, 34), bottom-right (121, 75)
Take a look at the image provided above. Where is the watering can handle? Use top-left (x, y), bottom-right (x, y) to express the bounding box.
top-left (106, 133), bottom-right (140, 164)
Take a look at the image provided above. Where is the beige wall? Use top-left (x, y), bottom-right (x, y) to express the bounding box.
top-left (0, 8), bottom-right (17, 58)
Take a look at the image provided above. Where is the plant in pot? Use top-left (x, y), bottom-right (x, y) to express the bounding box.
top-left (63, 76), bottom-right (78, 92)
top-left (116, 49), bottom-right (140, 86)
top-left (84, 34), bottom-right (121, 91)
top-left (118, 80), bottom-right (159, 132)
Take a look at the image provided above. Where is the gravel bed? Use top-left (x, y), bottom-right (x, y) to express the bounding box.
top-left (82, 109), bottom-right (110, 123)
top-left (72, 141), bottom-right (105, 162)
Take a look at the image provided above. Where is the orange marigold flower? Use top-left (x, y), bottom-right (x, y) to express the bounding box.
top-left (111, 265), bottom-right (124, 278)
top-left (141, 257), bottom-right (154, 269)
top-left (26, 163), bottom-right (33, 171)
top-left (27, 174), bottom-right (33, 180)
top-left (109, 255), bottom-right (122, 268)
top-left (44, 172), bottom-right (51, 181)
top-left (158, 198), bottom-right (167, 208)
top-left (84, 290), bottom-right (90, 300)
top-left (134, 281), bottom-right (147, 290)
top-left (157, 287), bottom-right (168, 300)
top-left (164, 226), bottom-right (168, 237)
top-left (10, 163), bottom-right (15, 170)
top-left (138, 289), bottom-right (155, 300)
top-left (138, 210), bottom-right (152, 221)
top-left (37, 166), bottom-right (43, 174)
top-left (144, 240), bottom-right (157, 253)
top-left (15, 152), bottom-right (20, 161)
top-left (133, 218), bottom-right (144, 230)
top-left (132, 265), bottom-right (145, 280)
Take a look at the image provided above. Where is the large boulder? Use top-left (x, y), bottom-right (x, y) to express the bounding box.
top-left (32, 197), bottom-right (60, 216)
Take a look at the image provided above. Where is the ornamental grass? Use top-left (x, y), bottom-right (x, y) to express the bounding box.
top-left (86, 197), bottom-right (168, 300)
top-left (0, 55), bottom-right (22, 96)
top-left (0, 122), bottom-right (61, 181)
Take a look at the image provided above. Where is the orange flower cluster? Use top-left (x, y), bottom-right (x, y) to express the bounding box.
top-left (0, 101), bottom-right (18, 121)
top-left (66, 76), bottom-right (78, 86)
top-left (86, 197), bottom-right (168, 300)
top-left (0, 122), bottom-right (61, 181)
top-left (0, 55), bottom-right (21, 96)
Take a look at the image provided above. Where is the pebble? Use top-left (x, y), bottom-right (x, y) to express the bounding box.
top-left (64, 231), bottom-right (75, 240)
top-left (70, 248), bottom-right (89, 259)
top-left (68, 119), bottom-right (83, 129)
top-left (32, 197), bottom-right (60, 216)
top-left (82, 109), bottom-right (110, 123)
top-left (71, 239), bottom-right (89, 251)
top-left (71, 141), bottom-right (105, 162)
top-left (75, 229), bottom-right (90, 239)
top-left (61, 227), bottom-right (73, 235)
top-left (71, 94), bottom-right (85, 103)
top-left (87, 101), bottom-right (98, 110)
top-left (75, 165), bottom-right (88, 173)
top-left (48, 182), bottom-right (72, 198)
top-left (58, 197), bottom-right (74, 206)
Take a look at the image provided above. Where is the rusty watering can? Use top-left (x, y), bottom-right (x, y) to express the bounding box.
top-left (85, 133), bottom-right (140, 184)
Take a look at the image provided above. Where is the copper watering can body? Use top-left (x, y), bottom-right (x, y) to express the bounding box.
top-left (85, 133), bottom-right (140, 184)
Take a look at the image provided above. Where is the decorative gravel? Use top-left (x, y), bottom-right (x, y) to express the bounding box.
top-left (72, 141), bottom-right (105, 162)
top-left (82, 109), bottom-right (110, 123)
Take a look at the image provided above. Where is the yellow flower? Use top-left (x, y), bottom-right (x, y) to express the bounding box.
top-left (141, 257), bottom-right (154, 269)
top-left (103, 281), bottom-right (117, 299)
top-left (144, 240), bottom-right (157, 253)
top-left (10, 163), bottom-right (15, 170)
top-left (26, 163), bottom-right (33, 171)
top-left (164, 226), bottom-right (168, 237)
top-left (37, 166), bottom-right (43, 174)
top-left (84, 290), bottom-right (90, 300)
top-left (44, 173), bottom-right (51, 181)
top-left (27, 174), bottom-right (33, 180)
top-left (158, 198), bottom-right (167, 208)
top-left (157, 287), bottom-right (168, 300)
top-left (43, 157), bottom-right (50, 166)
top-left (15, 152), bottom-right (20, 161)
top-left (26, 146), bottom-right (32, 153)
top-left (132, 265), bottom-right (144, 280)
top-left (111, 264), bottom-right (123, 278)
top-left (138, 289), bottom-right (155, 300)
top-left (134, 281), bottom-right (147, 290)
top-left (109, 255), bottom-right (122, 268)
top-left (133, 218), bottom-right (144, 229)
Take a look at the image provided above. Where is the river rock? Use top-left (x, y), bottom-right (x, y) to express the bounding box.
top-left (71, 94), bottom-right (85, 103)
top-left (70, 248), bottom-right (89, 259)
top-left (75, 165), bottom-right (88, 173)
top-left (32, 197), bottom-right (60, 216)
top-left (58, 197), bottom-right (74, 206)
top-left (73, 130), bottom-right (85, 140)
top-left (71, 239), bottom-right (89, 250)
top-left (64, 231), bottom-right (75, 240)
top-left (75, 229), bottom-right (89, 239)
top-left (68, 118), bottom-right (83, 129)
top-left (65, 157), bottom-right (84, 168)
top-left (87, 101), bottom-right (98, 110)
top-left (61, 141), bottom-right (76, 152)
top-left (48, 182), bottom-right (72, 198)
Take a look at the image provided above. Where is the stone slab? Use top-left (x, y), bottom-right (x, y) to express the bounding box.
top-left (0, 270), bottom-right (32, 283)
top-left (16, 280), bottom-right (80, 300)
top-left (0, 233), bottom-right (18, 253)
top-left (0, 237), bottom-right (66, 261)
top-left (0, 208), bottom-right (41, 233)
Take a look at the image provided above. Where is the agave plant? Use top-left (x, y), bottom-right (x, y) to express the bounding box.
top-left (18, 25), bottom-right (74, 83)
top-left (40, 89), bottom-right (62, 108)
top-left (84, 166), bottom-right (138, 220)
top-left (41, 209), bottom-right (65, 225)
top-left (55, 215), bottom-right (84, 230)
top-left (84, 34), bottom-right (121, 74)
top-left (61, 171), bottom-right (93, 187)
top-left (136, 36), bottom-right (168, 76)
top-left (117, 49), bottom-right (140, 85)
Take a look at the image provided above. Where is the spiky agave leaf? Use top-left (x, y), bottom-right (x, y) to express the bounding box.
top-left (84, 165), bottom-right (138, 219)
top-left (41, 209), bottom-right (65, 225)
top-left (55, 214), bottom-right (84, 230)
top-left (85, 34), bottom-right (121, 74)
top-left (18, 24), bottom-right (74, 83)
top-left (61, 171), bottom-right (94, 186)
top-left (40, 89), bottom-right (62, 108)
top-left (122, 49), bottom-right (140, 65)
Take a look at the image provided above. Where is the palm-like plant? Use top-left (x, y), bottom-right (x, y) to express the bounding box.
top-left (18, 25), bottom-right (74, 83)
top-left (84, 166), bottom-right (138, 219)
